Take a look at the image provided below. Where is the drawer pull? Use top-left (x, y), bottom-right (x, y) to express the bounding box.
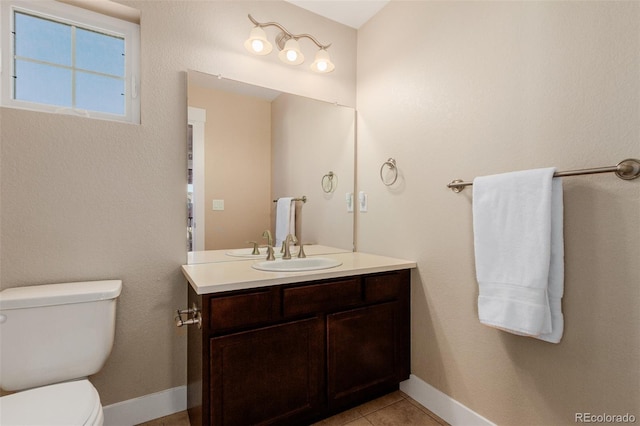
top-left (175, 303), bottom-right (202, 328)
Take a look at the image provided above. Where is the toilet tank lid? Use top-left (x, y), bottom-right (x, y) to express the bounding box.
top-left (0, 280), bottom-right (122, 310)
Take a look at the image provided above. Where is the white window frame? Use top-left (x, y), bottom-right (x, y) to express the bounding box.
top-left (0, 0), bottom-right (140, 124)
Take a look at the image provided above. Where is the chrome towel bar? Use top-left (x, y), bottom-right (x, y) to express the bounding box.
top-left (447, 158), bottom-right (640, 193)
top-left (272, 196), bottom-right (307, 203)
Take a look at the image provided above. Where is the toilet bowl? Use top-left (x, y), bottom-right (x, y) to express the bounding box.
top-left (0, 380), bottom-right (103, 426)
top-left (0, 280), bottom-right (122, 426)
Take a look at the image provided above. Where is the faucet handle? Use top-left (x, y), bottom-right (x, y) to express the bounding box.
top-left (297, 242), bottom-right (306, 258)
top-left (266, 245), bottom-right (275, 261)
top-left (246, 241), bottom-right (260, 255)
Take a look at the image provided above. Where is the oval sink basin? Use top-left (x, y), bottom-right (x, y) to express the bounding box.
top-left (252, 257), bottom-right (342, 272)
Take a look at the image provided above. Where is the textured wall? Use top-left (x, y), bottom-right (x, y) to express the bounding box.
top-left (356, 1), bottom-right (639, 425)
top-left (0, 0), bottom-right (356, 405)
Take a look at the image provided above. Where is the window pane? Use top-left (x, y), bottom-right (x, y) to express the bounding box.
top-left (15, 12), bottom-right (72, 66)
top-left (6, 2), bottom-right (139, 123)
top-left (76, 28), bottom-right (125, 77)
top-left (15, 60), bottom-right (72, 106)
top-left (76, 72), bottom-right (124, 115)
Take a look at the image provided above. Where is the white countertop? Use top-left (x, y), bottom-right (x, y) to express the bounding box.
top-left (182, 251), bottom-right (417, 294)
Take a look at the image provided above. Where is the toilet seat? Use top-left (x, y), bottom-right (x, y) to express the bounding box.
top-left (0, 379), bottom-right (103, 426)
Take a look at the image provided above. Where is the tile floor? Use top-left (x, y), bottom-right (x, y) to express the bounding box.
top-left (137, 391), bottom-right (449, 426)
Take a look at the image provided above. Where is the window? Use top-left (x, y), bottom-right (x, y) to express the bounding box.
top-left (1, 0), bottom-right (140, 123)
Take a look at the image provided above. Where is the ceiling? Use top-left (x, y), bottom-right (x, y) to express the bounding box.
top-left (285, 0), bottom-right (389, 29)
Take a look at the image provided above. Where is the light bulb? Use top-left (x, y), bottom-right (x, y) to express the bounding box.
top-left (278, 38), bottom-right (304, 65)
top-left (251, 39), bottom-right (264, 53)
top-left (310, 48), bottom-right (335, 73)
top-left (286, 49), bottom-right (298, 62)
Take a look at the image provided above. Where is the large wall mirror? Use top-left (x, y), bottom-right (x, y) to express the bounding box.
top-left (187, 70), bottom-right (355, 261)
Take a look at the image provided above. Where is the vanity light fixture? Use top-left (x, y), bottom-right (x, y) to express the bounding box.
top-left (244, 26), bottom-right (272, 55)
top-left (244, 14), bottom-right (335, 73)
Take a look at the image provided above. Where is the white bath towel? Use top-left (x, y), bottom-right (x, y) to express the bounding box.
top-left (473, 168), bottom-right (564, 343)
top-left (275, 197), bottom-right (295, 248)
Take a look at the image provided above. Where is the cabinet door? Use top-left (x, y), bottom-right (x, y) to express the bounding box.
top-left (210, 317), bottom-right (324, 426)
top-left (327, 302), bottom-right (401, 409)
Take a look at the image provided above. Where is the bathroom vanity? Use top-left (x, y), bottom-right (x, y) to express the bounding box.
top-left (181, 251), bottom-right (416, 426)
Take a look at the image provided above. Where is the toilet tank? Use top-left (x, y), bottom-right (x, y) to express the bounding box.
top-left (0, 280), bottom-right (122, 391)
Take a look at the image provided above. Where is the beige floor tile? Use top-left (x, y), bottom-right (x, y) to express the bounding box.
top-left (137, 390), bottom-right (448, 426)
top-left (343, 417), bottom-right (374, 426)
top-left (401, 393), bottom-right (449, 425)
top-left (135, 410), bottom-right (190, 426)
top-left (355, 391), bottom-right (405, 416)
top-left (313, 406), bottom-right (362, 426)
top-left (365, 400), bottom-right (443, 426)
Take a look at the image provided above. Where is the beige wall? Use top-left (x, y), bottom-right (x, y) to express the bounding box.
top-left (3, 0), bottom-right (638, 422)
top-left (188, 85), bottom-right (272, 250)
top-left (272, 93), bottom-right (355, 250)
top-left (357, 1), bottom-right (639, 425)
top-left (0, 0), bottom-right (356, 405)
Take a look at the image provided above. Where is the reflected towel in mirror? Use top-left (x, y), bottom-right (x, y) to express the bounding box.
top-left (275, 197), bottom-right (295, 248)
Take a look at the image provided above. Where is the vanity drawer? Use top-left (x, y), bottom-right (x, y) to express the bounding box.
top-left (364, 271), bottom-right (407, 303)
top-left (210, 288), bottom-right (279, 332)
top-left (283, 278), bottom-right (362, 316)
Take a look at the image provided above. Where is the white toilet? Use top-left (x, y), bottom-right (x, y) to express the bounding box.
top-left (0, 280), bottom-right (122, 425)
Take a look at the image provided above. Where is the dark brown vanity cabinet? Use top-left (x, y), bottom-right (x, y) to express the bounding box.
top-left (187, 269), bottom-right (410, 426)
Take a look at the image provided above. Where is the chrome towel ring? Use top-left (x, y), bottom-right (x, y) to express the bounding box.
top-left (322, 171), bottom-right (337, 193)
top-left (380, 158), bottom-right (398, 186)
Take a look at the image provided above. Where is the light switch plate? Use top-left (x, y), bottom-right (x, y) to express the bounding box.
top-left (358, 191), bottom-right (367, 212)
top-left (212, 199), bottom-right (224, 211)
top-left (346, 192), bottom-right (354, 212)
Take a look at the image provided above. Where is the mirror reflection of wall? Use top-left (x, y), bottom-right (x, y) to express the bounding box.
top-left (187, 70), bottom-right (355, 253)
top-left (188, 78), bottom-right (272, 251)
top-left (271, 93), bottom-right (355, 250)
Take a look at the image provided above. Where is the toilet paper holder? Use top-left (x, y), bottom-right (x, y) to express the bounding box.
top-left (175, 303), bottom-right (202, 328)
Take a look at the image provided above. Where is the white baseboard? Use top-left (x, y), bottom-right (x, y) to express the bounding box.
top-left (101, 377), bottom-right (490, 426)
top-left (102, 385), bottom-right (187, 426)
top-left (400, 375), bottom-right (495, 426)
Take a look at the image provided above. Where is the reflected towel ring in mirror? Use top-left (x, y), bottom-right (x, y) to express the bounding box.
top-left (380, 158), bottom-right (398, 186)
top-left (322, 171), bottom-right (337, 193)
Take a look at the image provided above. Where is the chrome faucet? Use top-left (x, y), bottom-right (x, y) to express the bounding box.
top-left (283, 234), bottom-right (298, 260)
top-left (262, 230), bottom-right (275, 261)
top-left (261, 230), bottom-right (273, 247)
